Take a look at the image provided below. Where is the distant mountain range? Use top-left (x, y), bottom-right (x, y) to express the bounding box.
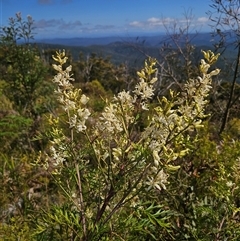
top-left (36, 32), bottom-right (216, 47)
top-left (35, 32), bottom-right (236, 68)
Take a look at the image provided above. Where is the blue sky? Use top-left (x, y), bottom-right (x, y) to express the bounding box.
top-left (1, 0), bottom-right (213, 39)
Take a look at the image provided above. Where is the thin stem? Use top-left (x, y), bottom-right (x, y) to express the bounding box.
top-left (75, 162), bottom-right (87, 238)
top-left (102, 163), bottom-right (151, 225)
top-left (215, 216), bottom-right (225, 241)
top-left (68, 108), bottom-right (87, 238)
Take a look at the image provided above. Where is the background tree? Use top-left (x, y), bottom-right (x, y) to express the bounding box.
top-left (131, 10), bottom-right (207, 99)
top-left (0, 13), bottom-right (55, 152)
top-left (208, 0), bottom-right (240, 133)
top-left (72, 52), bottom-right (135, 93)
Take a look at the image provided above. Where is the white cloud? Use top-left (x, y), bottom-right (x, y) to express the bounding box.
top-left (129, 17), bottom-right (174, 29)
top-left (161, 17), bottom-right (175, 25)
top-left (147, 17), bottom-right (160, 23)
top-left (127, 16), bottom-right (210, 32)
top-left (147, 17), bottom-right (162, 26)
top-left (34, 18), bottom-right (118, 37)
top-left (34, 14), bottom-right (211, 38)
top-left (197, 17), bottom-right (209, 23)
top-left (129, 21), bottom-right (143, 27)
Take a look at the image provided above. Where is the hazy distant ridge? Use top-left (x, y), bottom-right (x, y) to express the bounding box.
top-left (36, 32), bottom-right (215, 47)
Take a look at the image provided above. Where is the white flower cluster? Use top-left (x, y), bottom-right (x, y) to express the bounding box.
top-left (96, 58), bottom-right (158, 138)
top-left (180, 58), bottom-right (220, 123)
top-left (46, 123), bottom-right (69, 173)
top-left (52, 50), bottom-right (91, 133)
top-left (133, 58), bottom-right (158, 110)
top-left (49, 50), bottom-right (220, 194)
top-left (141, 51), bottom-right (220, 191)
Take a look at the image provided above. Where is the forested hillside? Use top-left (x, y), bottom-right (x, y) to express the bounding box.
top-left (1, 1), bottom-right (240, 240)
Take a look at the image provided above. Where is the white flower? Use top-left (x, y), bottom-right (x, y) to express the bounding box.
top-left (112, 147), bottom-right (122, 161)
top-left (152, 150), bottom-right (160, 167)
top-left (63, 99), bottom-right (76, 111)
top-left (200, 59), bottom-right (210, 74)
top-left (208, 68), bottom-right (220, 77)
top-left (80, 94), bottom-right (89, 105)
top-left (226, 181), bottom-right (234, 188)
top-left (50, 146), bottom-right (66, 167)
top-left (116, 90), bottom-right (136, 106)
top-left (141, 101), bottom-right (149, 110)
top-left (146, 168), bottom-right (169, 191)
top-left (76, 121), bottom-right (87, 132)
top-left (99, 103), bottom-right (123, 133)
top-left (66, 65), bottom-right (72, 73)
top-left (133, 79), bottom-right (155, 100)
top-left (52, 64), bottom-right (62, 72)
top-left (77, 108), bottom-right (91, 120)
top-left (150, 77), bottom-right (158, 84)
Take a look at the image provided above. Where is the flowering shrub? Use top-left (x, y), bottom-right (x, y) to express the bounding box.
top-left (35, 50), bottom-right (220, 240)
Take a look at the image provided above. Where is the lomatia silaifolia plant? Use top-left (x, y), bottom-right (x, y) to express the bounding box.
top-left (35, 50), bottom-right (220, 240)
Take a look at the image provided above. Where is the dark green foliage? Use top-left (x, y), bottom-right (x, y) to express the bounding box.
top-left (0, 12), bottom-right (53, 118)
top-left (0, 113), bottom-right (33, 151)
top-left (2, 45), bottom-right (48, 116)
top-left (72, 52), bottom-right (135, 93)
top-left (0, 13), bottom-right (56, 153)
top-left (163, 125), bottom-right (240, 240)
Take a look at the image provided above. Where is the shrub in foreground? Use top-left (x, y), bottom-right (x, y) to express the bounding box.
top-left (31, 50), bottom-right (221, 240)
